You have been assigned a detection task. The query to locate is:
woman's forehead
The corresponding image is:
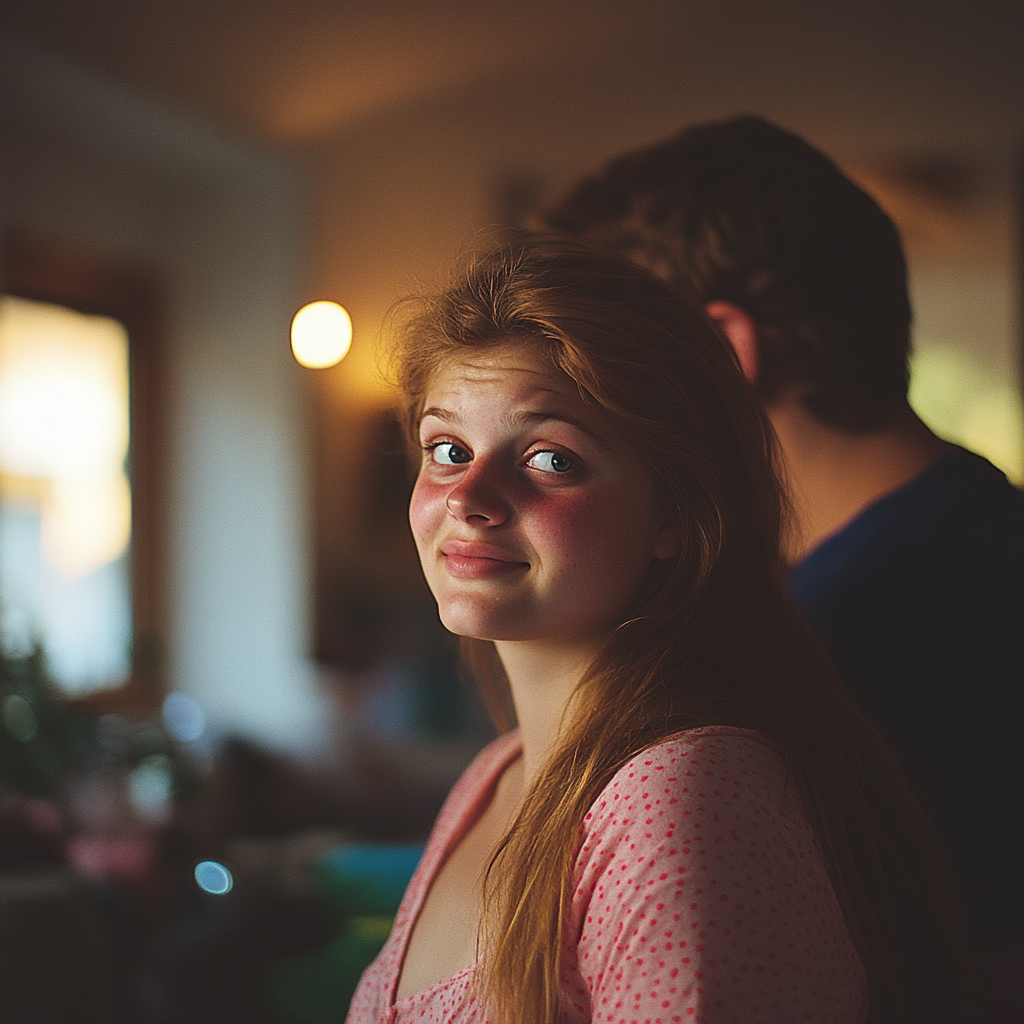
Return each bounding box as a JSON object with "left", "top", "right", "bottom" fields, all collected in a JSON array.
[
  {"left": 415, "top": 342, "right": 621, "bottom": 442},
  {"left": 422, "top": 341, "right": 571, "bottom": 399}
]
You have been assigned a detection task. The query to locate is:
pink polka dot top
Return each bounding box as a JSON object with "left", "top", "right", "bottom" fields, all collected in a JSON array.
[{"left": 345, "top": 727, "right": 869, "bottom": 1023}]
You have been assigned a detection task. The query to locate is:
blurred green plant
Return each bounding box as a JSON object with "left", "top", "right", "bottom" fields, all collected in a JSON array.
[
  {"left": 1, "top": 625, "right": 195, "bottom": 806},
  {"left": 0, "top": 638, "right": 99, "bottom": 798}
]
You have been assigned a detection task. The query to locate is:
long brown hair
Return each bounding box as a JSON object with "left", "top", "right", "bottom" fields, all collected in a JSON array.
[{"left": 390, "top": 233, "right": 966, "bottom": 1023}]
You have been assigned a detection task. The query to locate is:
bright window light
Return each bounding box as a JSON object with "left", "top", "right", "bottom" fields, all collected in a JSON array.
[{"left": 0, "top": 295, "right": 132, "bottom": 693}]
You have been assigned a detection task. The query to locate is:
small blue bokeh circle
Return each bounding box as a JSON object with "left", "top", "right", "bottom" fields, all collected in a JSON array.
[{"left": 194, "top": 860, "right": 233, "bottom": 895}]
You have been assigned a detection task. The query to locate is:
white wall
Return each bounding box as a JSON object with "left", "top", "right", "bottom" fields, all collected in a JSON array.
[{"left": 0, "top": 31, "right": 332, "bottom": 759}]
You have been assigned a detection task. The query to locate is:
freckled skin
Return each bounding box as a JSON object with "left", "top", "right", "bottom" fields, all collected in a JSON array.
[{"left": 409, "top": 343, "right": 678, "bottom": 647}]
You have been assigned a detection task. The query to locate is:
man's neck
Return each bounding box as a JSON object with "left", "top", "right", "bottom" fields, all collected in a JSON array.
[{"left": 768, "top": 399, "right": 951, "bottom": 563}]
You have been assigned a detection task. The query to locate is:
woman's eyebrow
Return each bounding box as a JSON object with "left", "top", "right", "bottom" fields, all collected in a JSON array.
[
  {"left": 419, "top": 404, "right": 611, "bottom": 450},
  {"left": 510, "top": 409, "right": 611, "bottom": 449},
  {"left": 420, "top": 405, "right": 459, "bottom": 426}
]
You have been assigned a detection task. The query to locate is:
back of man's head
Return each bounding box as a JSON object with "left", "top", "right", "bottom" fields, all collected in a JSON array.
[{"left": 540, "top": 115, "right": 912, "bottom": 431}]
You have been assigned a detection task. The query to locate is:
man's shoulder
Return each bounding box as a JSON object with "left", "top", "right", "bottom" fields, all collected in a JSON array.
[
  {"left": 788, "top": 445, "right": 1023, "bottom": 709},
  {"left": 792, "top": 446, "right": 1023, "bottom": 608}
]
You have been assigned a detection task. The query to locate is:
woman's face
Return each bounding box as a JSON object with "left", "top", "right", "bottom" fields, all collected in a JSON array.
[{"left": 409, "top": 342, "right": 678, "bottom": 648}]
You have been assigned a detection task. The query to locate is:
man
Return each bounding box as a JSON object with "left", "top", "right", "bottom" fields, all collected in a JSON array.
[{"left": 540, "top": 115, "right": 1023, "bottom": 1012}]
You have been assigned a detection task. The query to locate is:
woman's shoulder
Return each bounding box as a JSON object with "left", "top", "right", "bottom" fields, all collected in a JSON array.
[
  {"left": 600, "top": 725, "right": 782, "bottom": 796},
  {"left": 579, "top": 725, "right": 797, "bottom": 847},
  {"left": 566, "top": 733, "right": 868, "bottom": 1023}
]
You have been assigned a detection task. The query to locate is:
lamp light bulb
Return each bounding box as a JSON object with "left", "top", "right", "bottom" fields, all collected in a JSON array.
[{"left": 291, "top": 301, "right": 352, "bottom": 368}]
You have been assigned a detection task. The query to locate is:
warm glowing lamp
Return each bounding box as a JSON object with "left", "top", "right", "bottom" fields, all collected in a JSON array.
[{"left": 291, "top": 301, "right": 352, "bottom": 368}]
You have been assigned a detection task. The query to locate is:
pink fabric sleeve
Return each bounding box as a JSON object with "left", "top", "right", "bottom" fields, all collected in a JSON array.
[{"left": 560, "top": 728, "right": 869, "bottom": 1024}]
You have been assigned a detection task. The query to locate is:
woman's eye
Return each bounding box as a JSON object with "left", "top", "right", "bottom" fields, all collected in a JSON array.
[
  {"left": 528, "top": 450, "right": 574, "bottom": 474},
  {"left": 430, "top": 442, "right": 471, "bottom": 466}
]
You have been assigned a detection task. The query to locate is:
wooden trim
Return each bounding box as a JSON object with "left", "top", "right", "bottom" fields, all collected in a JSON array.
[{"left": 1, "top": 231, "right": 166, "bottom": 711}]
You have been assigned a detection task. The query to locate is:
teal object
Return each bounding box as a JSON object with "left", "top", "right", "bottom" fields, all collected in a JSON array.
[
  {"left": 315, "top": 843, "right": 424, "bottom": 917},
  {"left": 269, "top": 843, "right": 423, "bottom": 1024}
]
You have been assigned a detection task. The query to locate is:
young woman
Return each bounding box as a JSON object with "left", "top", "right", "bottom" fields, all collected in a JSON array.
[{"left": 345, "top": 235, "right": 965, "bottom": 1024}]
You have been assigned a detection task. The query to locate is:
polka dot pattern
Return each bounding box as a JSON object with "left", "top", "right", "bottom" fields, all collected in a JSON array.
[{"left": 345, "top": 729, "right": 868, "bottom": 1024}]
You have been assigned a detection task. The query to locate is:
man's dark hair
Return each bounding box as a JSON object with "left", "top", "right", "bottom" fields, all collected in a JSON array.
[{"left": 540, "top": 115, "right": 912, "bottom": 430}]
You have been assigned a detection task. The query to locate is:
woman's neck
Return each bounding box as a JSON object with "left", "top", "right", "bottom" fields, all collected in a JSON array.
[{"left": 493, "top": 639, "right": 597, "bottom": 786}]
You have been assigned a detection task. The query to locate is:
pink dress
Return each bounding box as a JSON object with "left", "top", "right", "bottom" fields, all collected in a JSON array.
[{"left": 345, "top": 727, "right": 869, "bottom": 1024}]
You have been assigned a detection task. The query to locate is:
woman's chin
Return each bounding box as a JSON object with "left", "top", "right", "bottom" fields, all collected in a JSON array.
[{"left": 437, "top": 606, "right": 531, "bottom": 643}]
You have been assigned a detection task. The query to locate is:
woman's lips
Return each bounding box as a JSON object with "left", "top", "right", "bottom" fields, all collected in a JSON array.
[{"left": 441, "top": 540, "right": 529, "bottom": 579}]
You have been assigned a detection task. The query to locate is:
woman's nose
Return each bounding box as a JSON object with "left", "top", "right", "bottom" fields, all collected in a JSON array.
[{"left": 445, "top": 462, "right": 510, "bottom": 525}]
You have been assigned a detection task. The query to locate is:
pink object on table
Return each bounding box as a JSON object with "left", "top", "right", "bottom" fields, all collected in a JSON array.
[{"left": 68, "top": 835, "right": 157, "bottom": 884}]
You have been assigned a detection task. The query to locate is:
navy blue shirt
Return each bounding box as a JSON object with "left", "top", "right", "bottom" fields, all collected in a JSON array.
[{"left": 790, "top": 447, "right": 1024, "bottom": 943}]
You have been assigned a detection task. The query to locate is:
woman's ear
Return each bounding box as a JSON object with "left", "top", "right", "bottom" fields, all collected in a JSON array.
[{"left": 706, "top": 301, "right": 760, "bottom": 383}]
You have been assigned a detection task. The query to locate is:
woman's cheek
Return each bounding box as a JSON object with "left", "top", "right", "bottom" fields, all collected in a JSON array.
[
  {"left": 521, "top": 490, "right": 596, "bottom": 549},
  {"left": 409, "top": 475, "right": 444, "bottom": 547}
]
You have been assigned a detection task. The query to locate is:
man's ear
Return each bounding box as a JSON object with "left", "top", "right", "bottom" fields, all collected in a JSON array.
[
  {"left": 651, "top": 501, "right": 682, "bottom": 561},
  {"left": 706, "top": 301, "right": 760, "bottom": 383},
  {"left": 653, "top": 518, "right": 681, "bottom": 561}
]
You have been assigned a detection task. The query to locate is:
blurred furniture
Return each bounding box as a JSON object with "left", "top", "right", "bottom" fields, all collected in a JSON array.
[{"left": 0, "top": 868, "right": 115, "bottom": 1023}]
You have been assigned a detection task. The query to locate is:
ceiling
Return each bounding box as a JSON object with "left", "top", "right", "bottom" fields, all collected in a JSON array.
[
  {"left": 0, "top": 0, "right": 678, "bottom": 144},
  {"left": 1, "top": 0, "right": 1020, "bottom": 367},
  {"left": 0, "top": 3, "right": 1019, "bottom": 437},
  {"left": 1, "top": 0, "right": 1021, "bottom": 153}
]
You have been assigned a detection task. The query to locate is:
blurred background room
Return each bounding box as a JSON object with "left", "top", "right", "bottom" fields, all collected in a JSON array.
[{"left": 0, "top": 1, "right": 1021, "bottom": 1021}]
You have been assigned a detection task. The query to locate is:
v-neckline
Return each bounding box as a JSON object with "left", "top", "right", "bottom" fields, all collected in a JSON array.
[{"left": 389, "top": 732, "right": 524, "bottom": 1009}]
